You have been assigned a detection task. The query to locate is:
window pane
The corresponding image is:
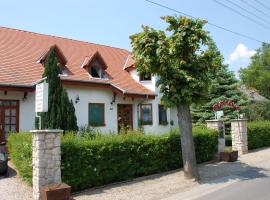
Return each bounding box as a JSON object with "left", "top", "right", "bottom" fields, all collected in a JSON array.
[
  {"left": 11, "top": 125, "right": 16, "bottom": 132},
  {"left": 159, "top": 105, "right": 167, "bottom": 125},
  {"left": 5, "top": 109, "right": 10, "bottom": 116},
  {"left": 11, "top": 109, "right": 16, "bottom": 116},
  {"left": 11, "top": 101, "right": 17, "bottom": 106},
  {"left": 3, "top": 101, "right": 10, "bottom": 106},
  {"left": 5, "top": 117, "right": 10, "bottom": 124},
  {"left": 11, "top": 117, "right": 16, "bottom": 124},
  {"left": 89, "top": 104, "right": 104, "bottom": 126},
  {"left": 139, "top": 104, "right": 152, "bottom": 125}
]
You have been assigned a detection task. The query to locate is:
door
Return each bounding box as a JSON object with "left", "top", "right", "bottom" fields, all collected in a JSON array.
[
  {"left": 117, "top": 104, "right": 133, "bottom": 133},
  {"left": 0, "top": 100, "right": 19, "bottom": 142}
]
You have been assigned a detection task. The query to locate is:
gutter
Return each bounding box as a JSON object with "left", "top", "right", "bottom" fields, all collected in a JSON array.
[{"left": 0, "top": 83, "right": 34, "bottom": 88}]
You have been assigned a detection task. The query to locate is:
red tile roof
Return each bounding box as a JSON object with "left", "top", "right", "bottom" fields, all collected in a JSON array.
[{"left": 0, "top": 27, "right": 154, "bottom": 97}]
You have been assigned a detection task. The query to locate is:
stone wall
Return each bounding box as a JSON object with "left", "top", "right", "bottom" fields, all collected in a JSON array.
[
  {"left": 31, "top": 130, "right": 63, "bottom": 200},
  {"left": 206, "top": 119, "right": 225, "bottom": 155},
  {"left": 231, "top": 119, "right": 248, "bottom": 155}
]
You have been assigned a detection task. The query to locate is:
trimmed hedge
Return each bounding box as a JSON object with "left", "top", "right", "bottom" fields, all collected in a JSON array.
[
  {"left": 248, "top": 121, "right": 270, "bottom": 150},
  {"left": 8, "top": 127, "right": 218, "bottom": 191},
  {"left": 8, "top": 133, "right": 32, "bottom": 184}
]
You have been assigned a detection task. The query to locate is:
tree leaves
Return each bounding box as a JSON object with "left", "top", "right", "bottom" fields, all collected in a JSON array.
[{"left": 130, "top": 16, "right": 222, "bottom": 107}]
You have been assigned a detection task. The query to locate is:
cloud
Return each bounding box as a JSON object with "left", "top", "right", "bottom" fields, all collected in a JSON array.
[{"left": 226, "top": 43, "right": 256, "bottom": 64}]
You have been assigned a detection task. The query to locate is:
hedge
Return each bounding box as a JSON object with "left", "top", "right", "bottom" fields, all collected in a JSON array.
[
  {"left": 8, "top": 126, "right": 218, "bottom": 191},
  {"left": 248, "top": 121, "right": 270, "bottom": 150}
]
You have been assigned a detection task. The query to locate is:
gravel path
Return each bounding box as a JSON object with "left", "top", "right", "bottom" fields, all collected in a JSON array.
[{"left": 0, "top": 162, "right": 32, "bottom": 200}]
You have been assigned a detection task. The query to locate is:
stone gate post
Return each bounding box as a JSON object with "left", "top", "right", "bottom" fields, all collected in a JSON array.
[
  {"left": 231, "top": 119, "right": 248, "bottom": 155},
  {"left": 31, "top": 129, "right": 63, "bottom": 200},
  {"left": 206, "top": 119, "right": 225, "bottom": 157}
]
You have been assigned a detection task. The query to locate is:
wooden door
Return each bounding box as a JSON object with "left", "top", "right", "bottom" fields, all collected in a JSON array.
[
  {"left": 0, "top": 100, "right": 19, "bottom": 142},
  {"left": 117, "top": 104, "right": 133, "bottom": 133}
]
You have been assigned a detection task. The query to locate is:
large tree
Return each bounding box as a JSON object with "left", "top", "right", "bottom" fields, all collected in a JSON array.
[
  {"left": 192, "top": 64, "right": 248, "bottom": 123},
  {"left": 130, "top": 16, "right": 222, "bottom": 180},
  {"left": 240, "top": 43, "right": 270, "bottom": 99},
  {"left": 37, "top": 49, "right": 78, "bottom": 131}
]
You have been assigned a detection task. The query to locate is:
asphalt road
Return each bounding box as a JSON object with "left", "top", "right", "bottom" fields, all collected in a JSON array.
[{"left": 195, "top": 177, "right": 270, "bottom": 200}]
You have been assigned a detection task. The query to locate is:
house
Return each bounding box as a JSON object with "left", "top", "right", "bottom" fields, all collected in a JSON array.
[{"left": 0, "top": 27, "right": 178, "bottom": 141}]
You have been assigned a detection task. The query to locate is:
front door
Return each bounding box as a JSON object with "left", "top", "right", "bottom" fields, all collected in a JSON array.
[
  {"left": 0, "top": 100, "right": 19, "bottom": 142},
  {"left": 117, "top": 104, "right": 133, "bottom": 133}
]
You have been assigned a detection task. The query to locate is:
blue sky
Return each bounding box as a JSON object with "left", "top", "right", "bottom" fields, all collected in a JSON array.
[{"left": 1, "top": 0, "right": 269, "bottom": 75}]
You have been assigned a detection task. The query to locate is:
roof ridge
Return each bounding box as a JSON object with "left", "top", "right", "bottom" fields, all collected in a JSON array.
[{"left": 0, "top": 26, "right": 131, "bottom": 54}]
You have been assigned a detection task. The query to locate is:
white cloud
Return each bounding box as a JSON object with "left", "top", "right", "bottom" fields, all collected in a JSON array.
[{"left": 226, "top": 43, "right": 255, "bottom": 64}]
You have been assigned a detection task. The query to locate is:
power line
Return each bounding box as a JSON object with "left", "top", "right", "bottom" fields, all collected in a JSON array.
[
  {"left": 144, "top": 0, "right": 267, "bottom": 44},
  {"left": 254, "top": 0, "right": 270, "bottom": 12},
  {"left": 213, "top": 0, "right": 270, "bottom": 30},
  {"left": 226, "top": 0, "right": 270, "bottom": 25},
  {"left": 241, "top": 0, "right": 270, "bottom": 19}
]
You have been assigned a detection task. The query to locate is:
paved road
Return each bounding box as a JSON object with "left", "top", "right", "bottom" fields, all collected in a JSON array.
[{"left": 195, "top": 177, "right": 270, "bottom": 200}]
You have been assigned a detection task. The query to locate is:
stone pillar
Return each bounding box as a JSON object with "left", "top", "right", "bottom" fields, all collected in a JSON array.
[
  {"left": 231, "top": 119, "right": 248, "bottom": 155},
  {"left": 206, "top": 120, "right": 225, "bottom": 155},
  {"left": 31, "top": 130, "right": 63, "bottom": 200}
]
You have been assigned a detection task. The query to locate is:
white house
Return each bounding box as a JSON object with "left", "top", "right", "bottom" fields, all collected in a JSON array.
[{"left": 0, "top": 27, "right": 178, "bottom": 141}]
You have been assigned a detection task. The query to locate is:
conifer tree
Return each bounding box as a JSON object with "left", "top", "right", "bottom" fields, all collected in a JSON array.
[
  {"left": 37, "top": 49, "right": 78, "bottom": 131},
  {"left": 192, "top": 65, "right": 248, "bottom": 123}
]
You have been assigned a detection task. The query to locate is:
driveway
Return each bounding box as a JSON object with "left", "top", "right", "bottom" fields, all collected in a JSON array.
[{"left": 0, "top": 162, "right": 32, "bottom": 200}]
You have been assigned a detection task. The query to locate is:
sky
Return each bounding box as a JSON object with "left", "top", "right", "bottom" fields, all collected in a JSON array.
[{"left": 0, "top": 0, "right": 269, "bottom": 76}]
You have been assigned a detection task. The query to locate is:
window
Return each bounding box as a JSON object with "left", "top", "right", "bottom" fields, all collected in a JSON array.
[
  {"left": 89, "top": 58, "right": 107, "bottom": 79},
  {"left": 139, "top": 73, "right": 151, "bottom": 81},
  {"left": 159, "top": 105, "right": 168, "bottom": 125},
  {"left": 138, "top": 104, "right": 152, "bottom": 125},
  {"left": 88, "top": 103, "right": 105, "bottom": 126}
]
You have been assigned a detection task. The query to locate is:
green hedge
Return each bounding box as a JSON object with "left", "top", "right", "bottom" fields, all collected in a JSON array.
[
  {"left": 8, "top": 133, "right": 32, "bottom": 184},
  {"left": 8, "top": 127, "right": 218, "bottom": 191},
  {"left": 248, "top": 121, "right": 270, "bottom": 150}
]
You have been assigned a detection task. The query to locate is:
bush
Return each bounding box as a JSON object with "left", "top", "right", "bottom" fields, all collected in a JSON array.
[
  {"left": 8, "top": 127, "right": 218, "bottom": 191},
  {"left": 246, "top": 101, "right": 270, "bottom": 121},
  {"left": 248, "top": 121, "right": 270, "bottom": 150},
  {"left": 8, "top": 133, "right": 32, "bottom": 184}
]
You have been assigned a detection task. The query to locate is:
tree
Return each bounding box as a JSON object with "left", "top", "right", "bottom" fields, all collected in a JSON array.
[
  {"left": 37, "top": 49, "right": 78, "bottom": 131},
  {"left": 192, "top": 65, "right": 248, "bottom": 123},
  {"left": 240, "top": 43, "right": 270, "bottom": 99},
  {"left": 130, "top": 16, "right": 222, "bottom": 180}
]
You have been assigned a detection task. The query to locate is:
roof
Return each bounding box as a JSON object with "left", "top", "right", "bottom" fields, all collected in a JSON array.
[
  {"left": 240, "top": 85, "right": 269, "bottom": 102},
  {"left": 0, "top": 27, "right": 154, "bottom": 97}
]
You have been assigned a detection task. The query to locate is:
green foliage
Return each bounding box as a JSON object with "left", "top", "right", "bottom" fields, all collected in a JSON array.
[
  {"left": 192, "top": 65, "right": 248, "bottom": 123},
  {"left": 130, "top": 16, "right": 222, "bottom": 107},
  {"left": 240, "top": 43, "right": 270, "bottom": 99},
  {"left": 37, "top": 49, "right": 78, "bottom": 131},
  {"left": 246, "top": 101, "right": 270, "bottom": 121},
  {"left": 248, "top": 121, "right": 270, "bottom": 150},
  {"left": 8, "top": 133, "right": 32, "bottom": 185},
  {"left": 8, "top": 127, "right": 217, "bottom": 191}
]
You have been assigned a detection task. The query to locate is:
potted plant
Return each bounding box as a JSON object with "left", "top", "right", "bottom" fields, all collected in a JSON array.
[
  {"left": 40, "top": 183, "right": 71, "bottom": 200},
  {"left": 220, "top": 147, "right": 238, "bottom": 162}
]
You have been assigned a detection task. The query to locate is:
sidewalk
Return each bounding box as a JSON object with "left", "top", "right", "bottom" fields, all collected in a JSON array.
[
  {"left": 1, "top": 147, "right": 269, "bottom": 200},
  {"left": 73, "top": 147, "right": 270, "bottom": 200}
]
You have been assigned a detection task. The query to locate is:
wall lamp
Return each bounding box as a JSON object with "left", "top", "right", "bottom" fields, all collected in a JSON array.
[{"left": 75, "top": 95, "right": 80, "bottom": 104}]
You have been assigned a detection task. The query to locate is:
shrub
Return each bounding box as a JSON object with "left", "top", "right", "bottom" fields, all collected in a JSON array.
[
  {"left": 246, "top": 101, "right": 270, "bottom": 121},
  {"left": 8, "top": 133, "right": 32, "bottom": 184},
  {"left": 8, "top": 127, "right": 218, "bottom": 191},
  {"left": 248, "top": 121, "right": 270, "bottom": 150}
]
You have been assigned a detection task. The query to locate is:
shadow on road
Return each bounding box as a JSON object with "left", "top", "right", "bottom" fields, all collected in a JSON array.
[{"left": 199, "top": 161, "right": 269, "bottom": 184}]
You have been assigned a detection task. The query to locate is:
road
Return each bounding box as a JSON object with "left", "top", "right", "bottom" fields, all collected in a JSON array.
[{"left": 195, "top": 177, "right": 270, "bottom": 200}]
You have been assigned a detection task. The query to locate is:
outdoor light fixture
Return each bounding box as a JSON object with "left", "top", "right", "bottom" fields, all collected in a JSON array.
[
  {"left": 75, "top": 95, "right": 80, "bottom": 104},
  {"left": 22, "top": 92, "right": 28, "bottom": 101},
  {"left": 110, "top": 92, "right": 117, "bottom": 110}
]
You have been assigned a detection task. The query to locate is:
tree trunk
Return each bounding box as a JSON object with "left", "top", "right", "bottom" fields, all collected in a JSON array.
[{"left": 177, "top": 103, "right": 200, "bottom": 180}]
